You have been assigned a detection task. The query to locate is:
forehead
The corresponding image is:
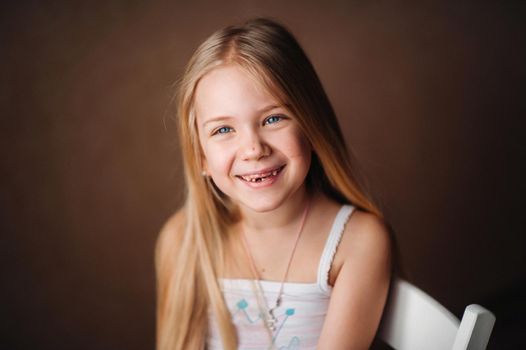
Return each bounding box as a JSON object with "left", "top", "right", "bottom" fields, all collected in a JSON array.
[{"left": 194, "top": 65, "right": 279, "bottom": 122}]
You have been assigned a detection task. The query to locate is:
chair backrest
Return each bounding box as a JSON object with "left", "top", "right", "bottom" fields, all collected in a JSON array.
[{"left": 378, "top": 278, "right": 496, "bottom": 350}]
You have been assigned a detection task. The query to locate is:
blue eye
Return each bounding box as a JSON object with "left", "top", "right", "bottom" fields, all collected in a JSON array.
[
  {"left": 214, "top": 126, "right": 233, "bottom": 135},
  {"left": 264, "top": 115, "right": 283, "bottom": 125}
]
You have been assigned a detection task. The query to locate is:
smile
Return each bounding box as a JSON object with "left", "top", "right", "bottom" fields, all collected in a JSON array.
[{"left": 236, "top": 165, "right": 286, "bottom": 183}]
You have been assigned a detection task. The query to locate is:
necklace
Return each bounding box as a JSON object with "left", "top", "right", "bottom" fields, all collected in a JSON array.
[{"left": 240, "top": 199, "right": 311, "bottom": 334}]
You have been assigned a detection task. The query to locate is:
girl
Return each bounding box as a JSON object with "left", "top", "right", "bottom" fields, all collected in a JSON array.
[{"left": 156, "top": 18, "right": 394, "bottom": 350}]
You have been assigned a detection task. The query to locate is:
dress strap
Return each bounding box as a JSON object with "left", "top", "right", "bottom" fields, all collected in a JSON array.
[{"left": 316, "top": 204, "right": 356, "bottom": 294}]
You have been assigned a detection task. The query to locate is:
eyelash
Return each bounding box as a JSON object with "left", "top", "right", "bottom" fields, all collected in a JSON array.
[
  {"left": 214, "top": 126, "right": 233, "bottom": 135},
  {"left": 264, "top": 115, "right": 283, "bottom": 125},
  {"left": 211, "top": 114, "right": 285, "bottom": 136}
]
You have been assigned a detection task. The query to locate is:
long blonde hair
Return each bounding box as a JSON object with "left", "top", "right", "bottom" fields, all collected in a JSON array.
[{"left": 156, "top": 17, "right": 393, "bottom": 350}]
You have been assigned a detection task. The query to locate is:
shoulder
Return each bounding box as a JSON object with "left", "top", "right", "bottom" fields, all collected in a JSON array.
[
  {"left": 158, "top": 208, "right": 186, "bottom": 243},
  {"left": 343, "top": 208, "right": 391, "bottom": 266},
  {"left": 155, "top": 208, "right": 187, "bottom": 265},
  {"left": 160, "top": 208, "right": 186, "bottom": 235},
  {"left": 330, "top": 208, "right": 392, "bottom": 285},
  {"left": 345, "top": 209, "right": 391, "bottom": 253}
]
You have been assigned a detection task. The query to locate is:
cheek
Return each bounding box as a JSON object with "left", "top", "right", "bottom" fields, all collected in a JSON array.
[
  {"left": 203, "top": 143, "right": 234, "bottom": 175},
  {"left": 282, "top": 130, "right": 312, "bottom": 160}
]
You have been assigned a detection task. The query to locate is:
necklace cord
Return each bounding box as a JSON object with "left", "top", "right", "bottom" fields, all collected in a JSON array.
[{"left": 240, "top": 198, "right": 311, "bottom": 335}]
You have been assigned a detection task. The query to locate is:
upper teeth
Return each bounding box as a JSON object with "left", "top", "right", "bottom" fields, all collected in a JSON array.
[{"left": 240, "top": 168, "right": 280, "bottom": 182}]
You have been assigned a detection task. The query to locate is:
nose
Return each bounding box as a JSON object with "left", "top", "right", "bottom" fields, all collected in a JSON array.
[{"left": 239, "top": 130, "right": 270, "bottom": 161}]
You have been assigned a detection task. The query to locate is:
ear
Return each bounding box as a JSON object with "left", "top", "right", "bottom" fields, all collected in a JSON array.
[{"left": 200, "top": 156, "right": 209, "bottom": 177}]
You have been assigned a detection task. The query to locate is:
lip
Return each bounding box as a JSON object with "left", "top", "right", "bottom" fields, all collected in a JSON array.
[
  {"left": 236, "top": 165, "right": 285, "bottom": 178},
  {"left": 235, "top": 164, "right": 286, "bottom": 187}
]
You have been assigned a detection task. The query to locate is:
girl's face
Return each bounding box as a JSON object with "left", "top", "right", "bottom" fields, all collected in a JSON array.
[{"left": 194, "top": 65, "right": 312, "bottom": 213}]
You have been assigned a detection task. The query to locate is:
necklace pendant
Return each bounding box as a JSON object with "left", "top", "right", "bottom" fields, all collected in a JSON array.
[
  {"left": 266, "top": 315, "right": 277, "bottom": 332},
  {"left": 266, "top": 309, "right": 278, "bottom": 332}
]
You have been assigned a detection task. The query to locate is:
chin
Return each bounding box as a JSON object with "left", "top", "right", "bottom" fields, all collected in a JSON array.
[{"left": 239, "top": 197, "right": 284, "bottom": 213}]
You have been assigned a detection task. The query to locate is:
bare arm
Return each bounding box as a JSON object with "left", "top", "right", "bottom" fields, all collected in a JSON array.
[{"left": 317, "top": 210, "right": 392, "bottom": 350}]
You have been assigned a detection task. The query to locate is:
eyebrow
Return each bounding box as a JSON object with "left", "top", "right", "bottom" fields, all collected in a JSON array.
[
  {"left": 202, "top": 116, "right": 234, "bottom": 129},
  {"left": 259, "top": 104, "right": 282, "bottom": 114},
  {"left": 201, "top": 105, "right": 283, "bottom": 128}
]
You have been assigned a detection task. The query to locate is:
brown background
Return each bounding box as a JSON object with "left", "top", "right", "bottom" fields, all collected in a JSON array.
[{"left": 1, "top": 1, "right": 525, "bottom": 349}]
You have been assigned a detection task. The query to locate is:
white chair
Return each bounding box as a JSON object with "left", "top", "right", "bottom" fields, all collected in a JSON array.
[{"left": 378, "top": 278, "right": 496, "bottom": 350}]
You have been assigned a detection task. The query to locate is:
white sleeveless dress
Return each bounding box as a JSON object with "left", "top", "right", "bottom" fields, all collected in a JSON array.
[{"left": 206, "top": 205, "right": 355, "bottom": 350}]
